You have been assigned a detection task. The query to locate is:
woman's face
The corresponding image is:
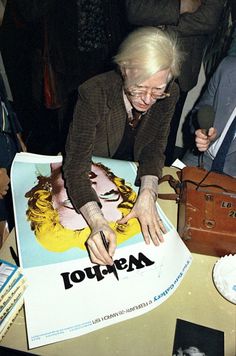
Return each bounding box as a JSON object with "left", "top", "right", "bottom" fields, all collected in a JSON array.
[
  {"left": 51, "top": 163, "right": 123, "bottom": 230},
  {"left": 89, "top": 164, "right": 123, "bottom": 219},
  {"left": 125, "top": 68, "right": 170, "bottom": 112}
]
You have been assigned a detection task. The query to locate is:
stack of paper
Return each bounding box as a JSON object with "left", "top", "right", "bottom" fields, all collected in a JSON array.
[{"left": 0, "top": 259, "right": 27, "bottom": 340}]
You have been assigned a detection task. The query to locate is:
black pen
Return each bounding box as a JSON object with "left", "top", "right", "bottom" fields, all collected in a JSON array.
[
  {"left": 10, "top": 246, "right": 20, "bottom": 267},
  {"left": 100, "top": 231, "right": 119, "bottom": 281}
]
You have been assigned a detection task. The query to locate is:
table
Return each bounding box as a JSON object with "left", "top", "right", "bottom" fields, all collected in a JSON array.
[{"left": 0, "top": 167, "right": 235, "bottom": 356}]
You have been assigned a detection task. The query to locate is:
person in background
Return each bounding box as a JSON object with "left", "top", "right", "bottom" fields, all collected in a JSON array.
[
  {"left": 0, "top": 0, "right": 128, "bottom": 155},
  {"left": 227, "top": 25, "right": 236, "bottom": 56},
  {"left": 182, "top": 55, "right": 236, "bottom": 177},
  {"left": 63, "top": 27, "right": 182, "bottom": 266},
  {"left": 125, "top": 0, "right": 226, "bottom": 165},
  {"left": 227, "top": 1, "right": 236, "bottom": 59},
  {"left": 0, "top": 71, "right": 26, "bottom": 246}
]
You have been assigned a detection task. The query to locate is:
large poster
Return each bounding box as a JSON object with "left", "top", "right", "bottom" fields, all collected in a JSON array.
[{"left": 11, "top": 153, "right": 192, "bottom": 349}]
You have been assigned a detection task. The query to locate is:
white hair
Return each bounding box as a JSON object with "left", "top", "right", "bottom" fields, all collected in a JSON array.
[{"left": 114, "top": 27, "right": 182, "bottom": 87}]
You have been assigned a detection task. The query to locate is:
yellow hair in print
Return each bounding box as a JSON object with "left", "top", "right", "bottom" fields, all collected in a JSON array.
[{"left": 25, "top": 163, "right": 141, "bottom": 252}]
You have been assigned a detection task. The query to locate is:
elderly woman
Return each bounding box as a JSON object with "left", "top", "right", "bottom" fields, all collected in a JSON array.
[{"left": 63, "top": 27, "right": 182, "bottom": 265}]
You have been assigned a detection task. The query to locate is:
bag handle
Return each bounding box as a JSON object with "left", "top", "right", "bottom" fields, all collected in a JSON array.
[
  {"left": 158, "top": 174, "right": 181, "bottom": 201},
  {"left": 183, "top": 168, "right": 236, "bottom": 194},
  {"left": 183, "top": 179, "right": 231, "bottom": 193},
  {"left": 158, "top": 167, "right": 236, "bottom": 202}
]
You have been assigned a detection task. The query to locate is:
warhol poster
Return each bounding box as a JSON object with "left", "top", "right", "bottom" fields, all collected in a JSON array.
[{"left": 11, "top": 153, "right": 192, "bottom": 349}]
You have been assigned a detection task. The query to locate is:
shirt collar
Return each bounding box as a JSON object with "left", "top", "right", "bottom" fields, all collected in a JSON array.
[
  {"left": 122, "top": 90, "right": 147, "bottom": 119},
  {"left": 123, "top": 90, "right": 133, "bottom": 119}
]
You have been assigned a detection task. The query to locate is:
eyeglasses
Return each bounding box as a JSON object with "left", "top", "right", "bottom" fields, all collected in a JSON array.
[{"left": 125, "top": 81, "right": 173, "bottom": 100}]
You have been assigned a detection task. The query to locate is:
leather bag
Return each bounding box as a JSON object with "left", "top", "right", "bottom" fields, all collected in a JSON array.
[{"left": 159, "top": 166, "right": 236, "bottom": 257}]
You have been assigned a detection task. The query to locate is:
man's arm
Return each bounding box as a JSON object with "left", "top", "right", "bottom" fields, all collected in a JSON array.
[
  {"left": 126, "top": 0, "right": 202, "bottom": 27},
  {"left": 126, "top": 0, "right": 181, "bottom": 26},
  {"left": 180, "top": 0, "right": 201, "bottom": 14},
  {"left": 168, "top": 0, "right": 225, "bottom": 36},
  {"left": 126, "top": 0, "right": 224, "bottom": 37}
]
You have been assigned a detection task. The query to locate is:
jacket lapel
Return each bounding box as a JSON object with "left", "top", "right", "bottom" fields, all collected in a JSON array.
[
  {"left": 105, "top": 78, "right": 127, "bottom": 157},
  {"left": 215, "top": 87, "right": 236, "bottom": 155}
]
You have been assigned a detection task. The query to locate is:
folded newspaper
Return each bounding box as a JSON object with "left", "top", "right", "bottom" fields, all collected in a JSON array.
[{"left": 11, "top": 152, "right": 192, "bottom": 349}]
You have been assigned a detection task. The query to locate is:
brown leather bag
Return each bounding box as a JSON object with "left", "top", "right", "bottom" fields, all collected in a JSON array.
[{"left": 159, "top": 166, "right": 236, "bottom": 257}]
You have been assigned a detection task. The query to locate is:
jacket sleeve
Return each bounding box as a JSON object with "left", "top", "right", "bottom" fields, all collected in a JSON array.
[
  {"left": 167, "top": 0, "right": 225, "bottom": 37},
  {"left": 126, "top": 0, "right": 225, "bottom": 37},
  {"left": 125, "top": 0, "right": 180, "bottom": 26},
  {"left": 63, "top": 85, "right": 101, "bottom": 212}
]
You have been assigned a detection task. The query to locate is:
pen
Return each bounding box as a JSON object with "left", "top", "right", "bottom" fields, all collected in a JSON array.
[
  {"left": 100, "top": 231, "right": 119, "bottom": 281},
  {"left": 10, "top": 246, "right": 20, "bottom": 267}
]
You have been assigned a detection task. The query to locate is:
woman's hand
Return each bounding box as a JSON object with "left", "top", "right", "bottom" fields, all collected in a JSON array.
[
  {"left": 195, "top": 127, "right": 217, "bottom": 152},
  {"left": 86, "top": 217, "right": 116, "bottom": 266},
  {"left": 118, "top": 189, "right": 166, "bottom": 246}
]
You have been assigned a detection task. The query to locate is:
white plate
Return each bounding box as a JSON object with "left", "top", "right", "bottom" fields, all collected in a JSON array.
[{"left": 213, "top": 254, "right": 236, "bottom": 304}]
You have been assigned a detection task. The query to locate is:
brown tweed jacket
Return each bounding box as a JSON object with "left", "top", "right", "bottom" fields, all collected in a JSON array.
[{"left": 63, "top": 70, "right": 179, "bottom": 210}]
